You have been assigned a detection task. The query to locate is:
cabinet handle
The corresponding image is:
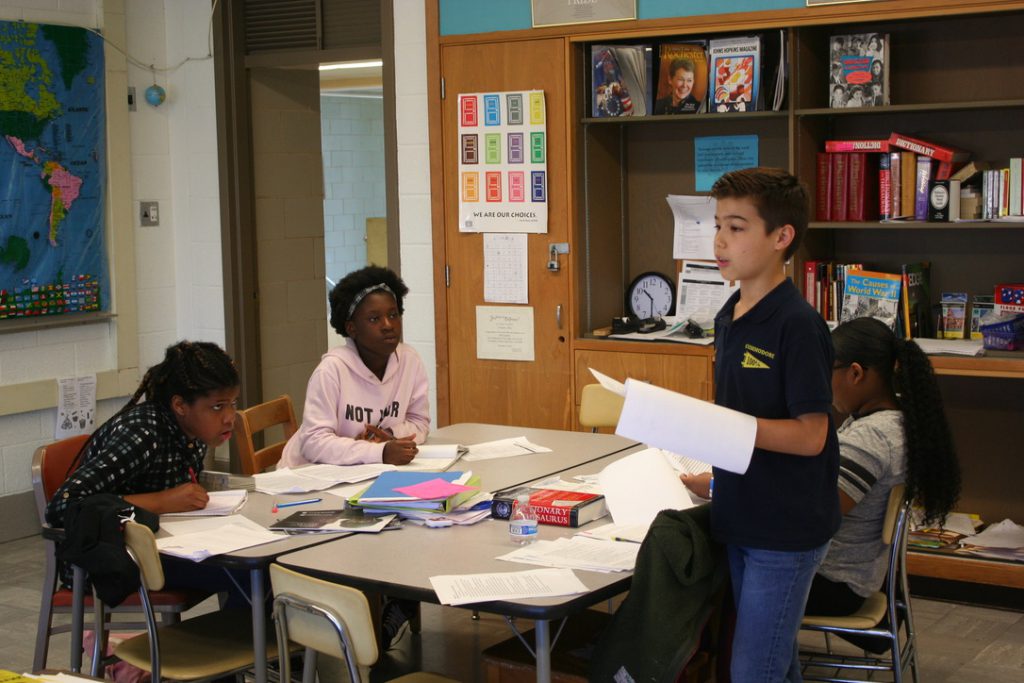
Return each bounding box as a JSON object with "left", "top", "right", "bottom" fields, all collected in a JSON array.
[{"left": 556, "top": 304, "right": 562, "bottom": 329}]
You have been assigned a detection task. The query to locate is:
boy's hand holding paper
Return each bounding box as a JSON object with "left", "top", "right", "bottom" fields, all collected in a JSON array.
[{"left": 589, "top": 367, "right": 756, "bottom": 474}]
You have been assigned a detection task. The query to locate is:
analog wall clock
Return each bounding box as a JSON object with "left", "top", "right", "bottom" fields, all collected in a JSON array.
[{"left": 626, "top": 271, "right": 675, "bottom": 319}]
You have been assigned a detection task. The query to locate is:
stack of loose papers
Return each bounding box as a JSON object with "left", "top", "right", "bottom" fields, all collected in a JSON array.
[
  {"left": 156, "top": 515, "right": 281, "bottom": 561},
  {"left": 462, "top": 437, "right": 552, "bottom": 461},
  {"left": 497, "top": 536, "right": 640, "bottom": 572},
  {"left": 959, "top": 518, "right": 1024, "bottom": 562},
  {"left": 913, "top": 338, "right": 985, "bottom": 356},
  {"left": 429, "top": 567, "right": 588, "bottom": 606},
  {"left": 162, "top": 490, "right": 248, "bottom": 517},
  {"left": 253, "top": 463, "right": 389, "bottom": 494}
]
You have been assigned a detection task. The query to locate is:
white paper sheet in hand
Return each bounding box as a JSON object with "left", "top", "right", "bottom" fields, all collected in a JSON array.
[
  {"left": 599, "top": 448, "right": 697, "bottom": 528},
  {"left": 616, "top": 379, "right": 755, "bottom": 474}
]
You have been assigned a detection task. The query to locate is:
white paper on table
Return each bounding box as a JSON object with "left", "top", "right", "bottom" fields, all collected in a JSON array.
[
  {"left": 676, "top": 260, "right": 738, "bottom": 321},
  {"left": 254, "top": 464, "right": 390, "bottom": 494},
  {"left": 496, "top": 536, "right": 639, "bottom": 572},
  {"left": 429, "top": 567, "right": 588, "bottom": 606},
  {"left": 936, "top": 512, "right": 980, "bottom": 537},
  {"left": 668, "top": 195, "right": 717, "bottom": 260},
  {"left": 162, "top": 490, "right": 248, "bottom": 517},
  {"left": 967, "top": 519, "right": 1024, "bottom": 549},
  {"left": 463, "top": 436, "right": 552, "bottom": 461},
  {"left": 483, "top": 233, "right": 529, "bottom": 304},
  {"left": 159, "top": 513, "right": 263, "bottom": 536},
  {"left": 56, "top": 375, "right": 96, "bottom": 439},
  {"left": 576, "top": 522, "right": 650, "bottom": 544},
  {"left": 602, "top": 374, "right": 756, "bottom": 475},
  {"left": 527, "top": 475, "right": 602, "bottom": 495},
  {"left": 598, "top": 448, "right": 697, "bottom": 528},
  {"left": 26, "top": 672, "right": 107, "bottom": 683},
  {"left": 399, "top": 444, "right": 467, "bottom": 471},
  {"left": 155, "top": 519, "right": 282, "bottom": 561}
]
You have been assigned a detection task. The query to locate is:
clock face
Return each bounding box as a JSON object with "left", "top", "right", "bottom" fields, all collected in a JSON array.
[{"left": 627, "top": 272, "right": 675, "bottom": 319}]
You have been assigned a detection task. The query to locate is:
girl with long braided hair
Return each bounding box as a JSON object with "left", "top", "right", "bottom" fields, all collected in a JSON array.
[
  {"left": 805, "top": 316, "right": 961, "bottom": 617},
  {"left": 46, "top": 340, "right": 240, "bottom": 526}
]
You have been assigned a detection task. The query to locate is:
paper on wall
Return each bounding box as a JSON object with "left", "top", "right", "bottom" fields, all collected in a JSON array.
[
  {"left": 668, "top": 194, "right": 716, "bottom": 260},
  {"left": 483, "top": 233, "right": 529, "bottom": 303},
  {"left": 676, "top": 260, "right": 738, "bottom": 321},
  {"left": 56, "top": 375, "right": 96, "bottom": 439}
]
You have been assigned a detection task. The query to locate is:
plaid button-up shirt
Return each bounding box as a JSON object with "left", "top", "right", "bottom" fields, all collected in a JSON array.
[{"left": 46, "top": 402, "right": 207, "bottom": 526}]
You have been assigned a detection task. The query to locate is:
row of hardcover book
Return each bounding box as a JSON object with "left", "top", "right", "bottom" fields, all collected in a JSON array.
[
  {"left": 591, "top": 32, "right": 785, "bottom": 118},
  {"left": 815, "top": 132, "right": 983, "bottom": 222}
]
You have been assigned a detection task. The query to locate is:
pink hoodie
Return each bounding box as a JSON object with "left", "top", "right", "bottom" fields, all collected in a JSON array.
[{"left": 280, "top": 340, "right": 430, "bottom": 467}]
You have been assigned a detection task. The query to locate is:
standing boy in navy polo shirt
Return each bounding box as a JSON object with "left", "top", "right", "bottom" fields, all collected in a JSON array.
[{"left": 681, "top": 168, "right": 840, "bottom": 682}]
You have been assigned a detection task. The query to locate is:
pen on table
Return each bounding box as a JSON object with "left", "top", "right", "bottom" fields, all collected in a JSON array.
[{"left": 275, "top": 497, "right": 322, "bottom": 510}]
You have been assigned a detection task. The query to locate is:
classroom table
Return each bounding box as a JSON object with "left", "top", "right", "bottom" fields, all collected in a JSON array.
[
  {"left": 77, "top": 423, "right": 637, "bottom": 682},
  {"left": 276, "top": 428, "right": 647, "bottom": 683}
]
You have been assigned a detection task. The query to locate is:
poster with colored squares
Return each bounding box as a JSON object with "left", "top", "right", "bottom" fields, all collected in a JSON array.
[{"left": 457, "top": 90, "right": 548, "bottom": 233}]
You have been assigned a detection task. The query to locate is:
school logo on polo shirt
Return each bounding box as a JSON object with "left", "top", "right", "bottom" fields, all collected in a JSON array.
[{"left": 741, "top": 343, "right": 774, "bottom": 369}]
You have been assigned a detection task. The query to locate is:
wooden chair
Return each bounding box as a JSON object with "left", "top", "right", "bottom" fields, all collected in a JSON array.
[
  {"left": 800, "top": 484, "right": 919, "bottom": 683},
  {"left": 235, "top": 394, "right": 298, "bottom": 475},
  {"left": 100, "top": 521, "right": 290, "bottom": 681},
  {"left": 270, "top": 563, "right": 456, "bottom": 683},
  {"left": 578, "top": 383, "right": 625, "bottom": 433},
  {"left": 31, "top": 436, "right": 207, "bottom": 673}
]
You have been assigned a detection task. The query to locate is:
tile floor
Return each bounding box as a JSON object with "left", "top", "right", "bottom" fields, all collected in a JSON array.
[{"left": 2, "top": 533, "right": 1022, "bottom": 681}]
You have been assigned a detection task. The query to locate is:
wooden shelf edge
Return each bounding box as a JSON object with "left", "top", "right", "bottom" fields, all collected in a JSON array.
[
  {"left": 574, "top": 337, "right": 716, "bottom": 357},
  {"left": 582, "top": 111, "right": 788, "bottom": 125},
  {"left": 908, "top": 550, "right": 1024, "bottom": 589},
  {"left": 808, "top": 221, "right": 1024, "bottom": 229},
  {"left": 797, "top": 98, "right": 1024, "bottom": 116},
  {"left": 929, "top": 354, "right": 1024, "bottom": 379}
]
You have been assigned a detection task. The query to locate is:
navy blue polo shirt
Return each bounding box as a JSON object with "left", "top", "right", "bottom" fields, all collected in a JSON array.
[{"left": 711, "top": 279, "right": 841, "bottom": 551}]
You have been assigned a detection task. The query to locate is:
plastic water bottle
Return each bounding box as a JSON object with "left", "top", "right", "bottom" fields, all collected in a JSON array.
[{"left": 508, "top": 493, "right": 539, "bottom": 545}]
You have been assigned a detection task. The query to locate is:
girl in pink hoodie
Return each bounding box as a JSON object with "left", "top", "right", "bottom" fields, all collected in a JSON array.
[{"left": 281, "top": 266, "right": 430, "bottom": 468}]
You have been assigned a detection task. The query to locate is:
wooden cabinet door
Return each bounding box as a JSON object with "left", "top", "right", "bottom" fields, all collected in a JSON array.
[{"left": 440, "top": 39, "right": 572, "bottom": 428}]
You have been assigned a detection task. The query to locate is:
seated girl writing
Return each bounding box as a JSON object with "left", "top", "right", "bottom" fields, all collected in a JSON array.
[{"left": 281, "top": 265, "right": 430, "bottom": 468}]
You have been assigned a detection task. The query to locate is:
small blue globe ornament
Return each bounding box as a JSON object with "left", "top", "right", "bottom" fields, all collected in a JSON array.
[{"left": 144, "top": 84, "right": 166, "bottom": 107}]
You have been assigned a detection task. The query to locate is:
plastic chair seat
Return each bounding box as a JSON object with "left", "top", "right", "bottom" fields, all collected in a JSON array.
[
  {"left": 114, "top": 609, "right": 272, "bottom": 681},
  {"left": 802, "top": 592, "right": 887, "bottom": 630}
]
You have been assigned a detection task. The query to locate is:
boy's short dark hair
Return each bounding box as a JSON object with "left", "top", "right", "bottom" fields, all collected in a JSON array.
[{"left": 710, "top": 167, "right": 809, "bottom": 260}]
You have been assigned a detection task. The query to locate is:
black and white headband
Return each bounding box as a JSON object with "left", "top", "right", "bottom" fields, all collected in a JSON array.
[{"left": 346, "top": 283, "right": 396, "bottom": 320}]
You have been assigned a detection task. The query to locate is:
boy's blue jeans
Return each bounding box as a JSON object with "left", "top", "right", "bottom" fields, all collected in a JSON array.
[{"left": 727, "top": 541, "right": 830, "bottom": 683}]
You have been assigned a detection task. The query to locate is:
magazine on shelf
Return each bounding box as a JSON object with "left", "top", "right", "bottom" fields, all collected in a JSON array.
[
  {"left": 708, "top": 35, "right": 761, "bottom": 113},
  {"left": 654, "top": 42, "right": 707, "bottom": 115},
  {"left": 829, "top": 32, "right": 889, "bottom": 108},
  {"left": 591, "top": 44, "right": 652, "bottom": 117},
  {"left": 840, "top": 269, "right": 903, "bottom": 332}
]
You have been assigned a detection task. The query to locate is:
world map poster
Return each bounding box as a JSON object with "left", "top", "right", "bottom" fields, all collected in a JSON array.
[{"left": 0, "top": 21, "right": 106, "bottom": 320}]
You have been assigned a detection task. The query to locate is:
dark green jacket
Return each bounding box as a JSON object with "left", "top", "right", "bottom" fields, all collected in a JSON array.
[{"left": 590, "top": 504, "right": 725, "bottom": 682}]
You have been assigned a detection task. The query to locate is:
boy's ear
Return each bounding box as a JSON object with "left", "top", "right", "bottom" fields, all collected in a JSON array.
[{"left": 774, "top": 223, "right": 795, "bottom": 253}]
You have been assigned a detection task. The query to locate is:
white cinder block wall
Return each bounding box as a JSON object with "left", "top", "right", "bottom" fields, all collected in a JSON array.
[
  {"left": 0, "top": 0, "right": 435, "bottom": 528},
  {"left": 0, "top": 0, "right": 227, "bottom": 517},
  {"left": 393, "top": 0, "right": 437, "bottom": 430}
]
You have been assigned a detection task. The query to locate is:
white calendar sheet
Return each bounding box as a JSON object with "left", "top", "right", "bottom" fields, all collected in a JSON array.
[{"left": 483, "top": 233, "right": 529, "bottom": 304}]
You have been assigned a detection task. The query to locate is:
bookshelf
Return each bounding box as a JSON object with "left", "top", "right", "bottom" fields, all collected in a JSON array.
[{"left": 568, "top": 4, "right": 1024, "bottom": 588}]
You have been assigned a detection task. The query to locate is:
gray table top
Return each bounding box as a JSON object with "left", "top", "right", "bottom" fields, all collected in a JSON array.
[{"left": 275, "top": 438, "right": 648, "bottom": 619}]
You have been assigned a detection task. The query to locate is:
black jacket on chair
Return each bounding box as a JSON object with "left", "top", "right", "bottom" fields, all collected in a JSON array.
[
  {"left": 590, "top": 504, "right": 726, "bottom": 682},
  {"left": 56, "top": 493, "right": 159, "bottom": 606}
]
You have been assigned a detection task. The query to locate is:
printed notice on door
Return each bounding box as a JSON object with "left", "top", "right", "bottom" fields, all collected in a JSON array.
[
  {"left": 458, "top": 90, "right": 548, "bottom": 233},
  {"left": 476, "top": 306, "right": 535, "bottom": 361}
]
